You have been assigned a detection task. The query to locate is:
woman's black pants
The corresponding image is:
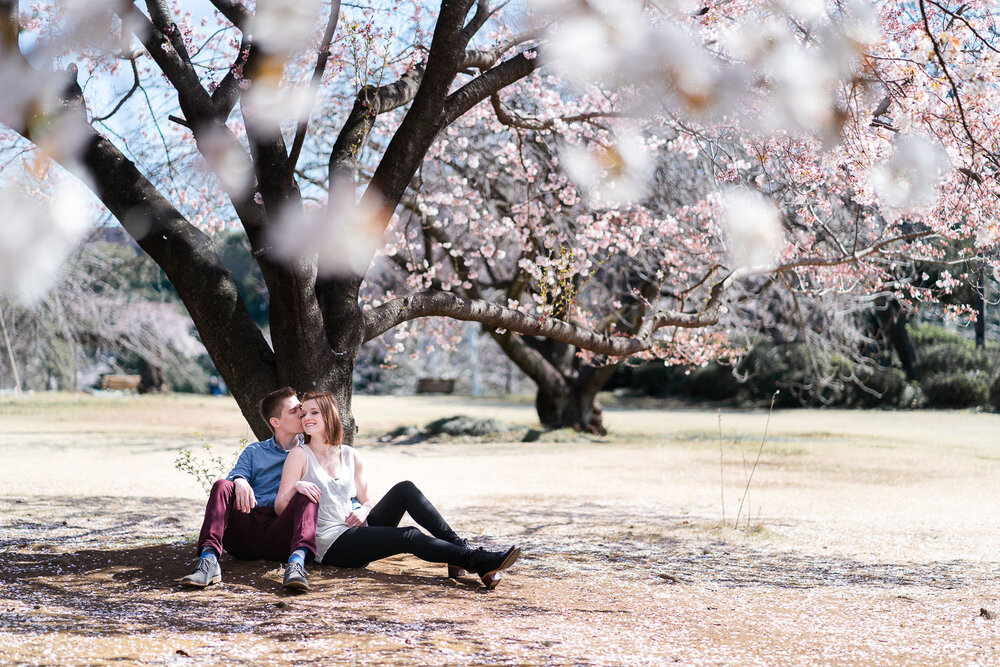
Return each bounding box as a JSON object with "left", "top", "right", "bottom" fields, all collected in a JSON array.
[{"left": 321, "top": 480, "right": 467, "bottom": 568}]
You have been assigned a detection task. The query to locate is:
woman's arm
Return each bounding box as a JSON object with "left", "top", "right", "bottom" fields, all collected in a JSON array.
[
  {"left": 345, "top": 450, "right": 373, "bottom": 527},
  {"left": 274, "top": 448, "right": 319, "bottom": 514}
]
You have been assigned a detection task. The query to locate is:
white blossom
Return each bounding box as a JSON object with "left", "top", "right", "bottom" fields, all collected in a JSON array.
[
  {"left": 561, "top": 130, "right": 652, "bottom": 207},
  {"left": 870, "top": 135, "right": 950, "bottom": 210},
  {"left": 241, "top": 80, "right": 315, "bottom": 137},
  {"left": 0, "top": 174, "right": 93, "bottom": 304},
  {"left": 197, "top": 126, "right": 253, "bottom": 199},
  {"left": 246, "top": 0, "right": 322, "bottom": 54},
  {"left": 721, "top": 189, "right": 785, "bottom": 271},
  {"left": 268, "top": 178, "right": 383, "bottom": 277}
]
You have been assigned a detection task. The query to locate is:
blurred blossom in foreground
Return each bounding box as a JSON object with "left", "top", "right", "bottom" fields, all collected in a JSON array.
[
  {"left": 247, "top": 0, "right": 322, "bottom": 54},
  {"left": 721, "top": 189, "right": 785, "bottom": 271},
  {"left": 242, "top": 79, "right": 315, "bottom": 137},
  {"left": 532, "top": 0, "right": 875, "bottom": 135},
  {"left": 0, "top": 62, "right": 47, "bottom": 131},
  {"left": 197, "top": 126, "right": 253, "bottom": 199},
  {"left": 268, "top": 179, "right": 383, "bottom": 277},
  {"left": 870, "top": 135, "right": 950, "bottom": 211},
  {"left": 541, "top": 1, "right": 649, "bottom": 86},
  {"left": 561, "top": 131, "right": 652, "bottom": 206},
  {"left": 0, "top": 175, "right": 92, "bottom": 304}
]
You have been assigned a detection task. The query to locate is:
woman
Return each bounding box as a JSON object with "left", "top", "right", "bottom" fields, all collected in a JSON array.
[{"left": 275, "top": 391, "right": 521, "bottom": 589}]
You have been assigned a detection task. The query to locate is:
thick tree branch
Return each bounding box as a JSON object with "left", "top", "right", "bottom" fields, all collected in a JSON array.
[
  {"left": 327, "top": 64, "right": 425, "bottom": 184},
  {"left": 362, "top": 0, "right": 476, "bottom": 226},
  {"left": 490, "top": 328, "right": 568, "bottom": 391},
  {"left": 458, "top": 0, "right": 495, "bottom": 48},
  {"left": 364, "top": 223, "right": 931, "bottom": 355},
  {"left": 326, "top": 38, "right": 513, "bottom": 186},
  {"left": 0, "top": 0, "right": 24, "bottom": 61},
  {"left": 363, "top": 287, "right": 727, "bottom": 355},
  {"left": 490, "top": 93, "right": 624, "bottom": 131},
  {"left": 442, "top": 51, "right": 539, "bottom": 127},
  {"left": 208, "top": 0, "right": 250, "bottom": 29},
  {"left": 210, "top": 35, "right": 250, "bottom": 117},
  {"left": 460, "top": 28, "right": 541, "bottom": 71},
  {"left": 121, "top": 4, "right": 216, "bottom": 125},
  {"left": 7, "top": 68, "right": 277, "bottom": 433}
]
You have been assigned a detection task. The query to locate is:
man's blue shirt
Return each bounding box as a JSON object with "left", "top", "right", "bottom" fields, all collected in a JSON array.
[{"left": 226, "top": 435, "right": 299, "bottom": 507}]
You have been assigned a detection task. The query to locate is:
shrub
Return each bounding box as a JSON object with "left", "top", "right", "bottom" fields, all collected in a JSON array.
[
  {"left": 990, "top": 375, "right": 1000, "bottom": 411},
  {"left": 630, "top": 362, "right": 689, "bottom": 397},
  {"left": 914, "top": 342, "right": 986, "bottom": 378},
  {"left": 911, "top": 324, "right": 999, "bottom": 381},
  {"left": 921, "top": 371, "right": 991, "bottom": 408},
  {"left": 847, "top": 365, "right": 909, "bottom": 407},
  {"left": 425, "top": 416, "right": 512, "bottom": 437},
  {"left": 910, "top": 323, "right": 970, "bottom": 348},
  {"left": 687, "top": 363, "right": 741, "bottom": 401}
]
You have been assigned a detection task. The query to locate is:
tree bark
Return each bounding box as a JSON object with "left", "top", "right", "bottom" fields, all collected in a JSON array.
[
  {"left": 975, "top": 259, "right": 986, "bottom": 349},
  {"left": 875, "top": 298, "right": 918, "bottom": 381}
]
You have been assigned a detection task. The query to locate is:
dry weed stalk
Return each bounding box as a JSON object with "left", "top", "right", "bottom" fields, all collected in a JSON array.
[{"left": 733, "top": 391, "right": 779, "bottom": 530}]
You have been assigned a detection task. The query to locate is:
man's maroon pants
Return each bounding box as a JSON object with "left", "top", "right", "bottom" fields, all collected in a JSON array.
[{"left": 196, "top": 479, "right": 318, "bottom": 561}]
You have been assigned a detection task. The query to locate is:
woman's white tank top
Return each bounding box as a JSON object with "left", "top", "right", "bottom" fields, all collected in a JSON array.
[{"left": 299, "top": 443, "right": 357, "bottom": 559}]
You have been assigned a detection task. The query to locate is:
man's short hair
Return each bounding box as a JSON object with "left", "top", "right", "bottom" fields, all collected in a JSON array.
[{"left": 259, "top": 387, "right": 298, "bottom": 430}]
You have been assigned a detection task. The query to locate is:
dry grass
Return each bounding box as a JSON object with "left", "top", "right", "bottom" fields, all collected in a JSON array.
[{"left": 2, "top": 392, "right": 999, "bottom": 665}]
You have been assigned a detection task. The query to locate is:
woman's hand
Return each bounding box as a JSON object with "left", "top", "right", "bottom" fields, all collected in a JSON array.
[
  {"left": 344, "top": 506, "right": 370, "bottom": 527},
  {"left": 294, "top": 480, "right": 322, "bottom": 503}
]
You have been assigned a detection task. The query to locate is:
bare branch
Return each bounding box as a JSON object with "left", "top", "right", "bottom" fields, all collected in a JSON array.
[{"left": 93, "top": 59, "right": 141, "bottom": 122}]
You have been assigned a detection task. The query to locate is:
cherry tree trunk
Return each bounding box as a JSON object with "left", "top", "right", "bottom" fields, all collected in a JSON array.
[
  {"left": 535, "top": 381, "right": 608, "bottom": 435},
  {"left": 493, "top": 331, "right": 617, "bottom": 435}
]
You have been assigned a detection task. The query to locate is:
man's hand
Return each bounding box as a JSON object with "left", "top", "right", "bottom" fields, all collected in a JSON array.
[
  {"left": 345, "top": 506, "right": 370, "bottom": 528},
  {"left": 294, "top": 480, "right": 322, "bottom": 503},
  {"left": 233, "top": 478, "right": 257, "bottom": 513}
]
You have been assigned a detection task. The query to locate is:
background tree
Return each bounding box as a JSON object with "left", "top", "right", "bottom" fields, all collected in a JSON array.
[{"left": 0, "top": 228, "right": 206, "bottom": 392}]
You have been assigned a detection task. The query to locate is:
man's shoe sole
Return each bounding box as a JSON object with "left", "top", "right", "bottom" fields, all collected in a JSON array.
[
  {"left": 480, "top": 546, "right": 521, "bottom": 591},
  {"left": 283, "top": 579, "right": 310, "bottom": 591}
]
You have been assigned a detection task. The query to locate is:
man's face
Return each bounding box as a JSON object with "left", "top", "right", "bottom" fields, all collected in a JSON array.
[{"left": 271, "top": 396, "right": 303, "bottom": 435}]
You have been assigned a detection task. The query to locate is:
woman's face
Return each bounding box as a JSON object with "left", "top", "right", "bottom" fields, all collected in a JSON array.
[{"left": 300, "top": 399, "right": 326, "bottom": 439}]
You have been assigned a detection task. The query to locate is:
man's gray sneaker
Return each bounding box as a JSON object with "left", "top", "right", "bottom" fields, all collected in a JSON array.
[
  {"left": 283, "top": 561, "right": 309, "bottom": 591},
  {"left": 181, "top": 557, "right": 222, "bottom": 588}
]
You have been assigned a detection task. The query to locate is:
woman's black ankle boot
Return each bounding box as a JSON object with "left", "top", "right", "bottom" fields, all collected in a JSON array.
[{"left": 466, "top": 545, "right": 521, "bottom": 590}]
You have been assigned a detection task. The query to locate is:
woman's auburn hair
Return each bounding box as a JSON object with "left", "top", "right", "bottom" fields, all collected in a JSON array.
[{"left": 300, "top": 391, "right": 344, "bottom": 446}]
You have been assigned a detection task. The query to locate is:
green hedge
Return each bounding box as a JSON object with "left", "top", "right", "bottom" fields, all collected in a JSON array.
[
  {"left": 616, "top": 324, "right": 998, "bottom": 410},
  {"left": 922, "top": 372, "right": 991, "bottom": 408}
]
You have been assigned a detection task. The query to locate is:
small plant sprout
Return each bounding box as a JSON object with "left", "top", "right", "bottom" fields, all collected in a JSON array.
[{"left": 174, "top": 433, "right": 247, "bottom": 493}]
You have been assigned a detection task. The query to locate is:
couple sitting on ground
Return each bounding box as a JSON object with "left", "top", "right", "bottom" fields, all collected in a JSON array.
[{"left": 181, "top": 387, "right": 521, "bottom": 592}]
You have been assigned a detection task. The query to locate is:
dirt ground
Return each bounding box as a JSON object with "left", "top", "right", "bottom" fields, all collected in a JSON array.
[{"left": 1, "top": 392, "right": 999, "bottom": 665}]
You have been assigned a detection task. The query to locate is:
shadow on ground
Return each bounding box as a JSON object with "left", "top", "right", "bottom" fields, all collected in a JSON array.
[{"left": 1, "top": 495, "right": 992, "bottom": 633}]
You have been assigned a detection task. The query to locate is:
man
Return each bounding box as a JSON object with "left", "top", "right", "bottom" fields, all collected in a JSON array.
[{"left": 181, "top": 387, "right": 318, "bottom": 591}]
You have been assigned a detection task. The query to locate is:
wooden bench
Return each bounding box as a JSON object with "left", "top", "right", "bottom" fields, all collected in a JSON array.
[
  {"left": 101, "top": 374, "right": 142, "bottom": 391},
  {"left": 416, "top": 378, "right": 455, "bottom": 394}
]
